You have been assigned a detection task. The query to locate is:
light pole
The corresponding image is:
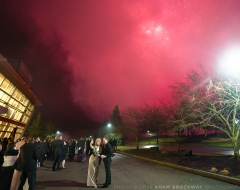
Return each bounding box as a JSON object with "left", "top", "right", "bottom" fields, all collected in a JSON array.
[
  {"left": 147, "top": 131, "right": 150, "bottom": 144},
  {"left": 106, "top": 123, "right": 112, "bottom": 139}
]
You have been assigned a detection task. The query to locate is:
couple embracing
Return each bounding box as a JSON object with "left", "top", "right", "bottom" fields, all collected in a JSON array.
[{"left": 87, "top": 136, "right": 112, "bottom": 188}]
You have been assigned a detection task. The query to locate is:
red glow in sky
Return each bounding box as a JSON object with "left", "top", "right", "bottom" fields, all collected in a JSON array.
[{"left": 1, "top": 0, "right": 240, "bottom": 135}]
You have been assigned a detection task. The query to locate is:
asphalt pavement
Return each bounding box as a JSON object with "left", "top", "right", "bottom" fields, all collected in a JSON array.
[{"left": 25, "top": 153, "right": 240, "bottom": 190}]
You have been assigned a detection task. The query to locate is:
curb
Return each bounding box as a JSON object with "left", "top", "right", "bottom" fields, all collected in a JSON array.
[{"left": 117, "top": 151, "right": 240, "bottom": 186}]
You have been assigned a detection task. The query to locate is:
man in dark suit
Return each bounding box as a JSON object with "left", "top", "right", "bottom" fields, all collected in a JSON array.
[
  {"left": 39, "top": 139, "right": 47, "bottom": 166},
  {"left": 100, "top": 136, "right": 113, "bottom": 188},
  {"left": 17, "top": 137, "right": 41, "bottom": 190},
  {"left": 35, "top": 137, "right": 40, "bottom": 149},
  {"left": 77, "top": 137, "right": 86, "bottom": 162},
  {"left": 51, "top": 135, "right": 64, "bottom": 171},
  {"left": 51, "top": 137, "right": 57, "bottom": 161},
  {"left": 85, "top": 137, "right": 91, "bottom": 155}
]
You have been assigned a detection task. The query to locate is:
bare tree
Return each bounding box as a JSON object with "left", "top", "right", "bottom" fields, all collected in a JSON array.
[
  {"left": 191, "top": 78, "right": 240, "bottom": 158},
  {"left": 122, "top": 107, "right": 144, "bottom": 149},
  {"left": 166, "top": 103, "right": 187, "bottom": 153},
  {"left": 170, "top": 68, "right": 240, "bottom": 158},
  {"left": 141, "top": 104, "right": 167, "bottom": 143}
]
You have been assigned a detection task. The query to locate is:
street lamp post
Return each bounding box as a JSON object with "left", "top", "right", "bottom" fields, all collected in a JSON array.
[
  {"left": 147, "top": 131, "right": 151, "bottom": 144},
  {"left": 106, "top": 123, "right": 112, "bottom": 139}
]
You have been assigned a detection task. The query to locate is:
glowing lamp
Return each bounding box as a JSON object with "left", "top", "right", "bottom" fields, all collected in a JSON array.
[{"left": 219, "top": 46, "right": 240, "bottom": 77}]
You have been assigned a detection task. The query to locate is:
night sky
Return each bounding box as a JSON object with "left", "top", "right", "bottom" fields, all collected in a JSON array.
[{"left": 0, "top": 0, "right": 240, "bottom": 137}]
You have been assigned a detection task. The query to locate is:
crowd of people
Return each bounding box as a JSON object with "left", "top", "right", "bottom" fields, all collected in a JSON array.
[{"left": 0, "top": 135, "right": 116, "bottom": 189}]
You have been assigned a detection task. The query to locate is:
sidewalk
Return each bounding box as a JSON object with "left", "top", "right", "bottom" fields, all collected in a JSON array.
[
  {"left": 30, "top": 156, "right": 104, "bottom": 190},
  {"left": 19, "top": 152, "right": 240, "bottom": 189},
  {"left": 34, "top": 161, "right": 86, "bottom": 189}
]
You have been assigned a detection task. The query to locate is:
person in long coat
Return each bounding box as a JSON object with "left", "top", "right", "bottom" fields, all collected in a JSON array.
[
  {"left": 51, "top": 135, "right": 64, "bottom": 171},
  {"left": 100, "top": 137, "right": 113, "bottom": 188},
  {"left": 77, "top": 137, "right": 86, "bottom": 162},
  {"left": 68, "top": 139, "right": 75, "bottom": 162},
  {"left": 61, "top": 139, "right": 68, "bottom": 169},
  {"left": 39, "top": 139, "right": 47, "bottom": 166},
  {"left": 87, "top": 138, "right": 101, "bottom": 188},
  {"left": 51, "top": 137, "right": 57, "bottom": 161},
  {"left": 17, "top": 137, "right": 41, "bottom": 190}
]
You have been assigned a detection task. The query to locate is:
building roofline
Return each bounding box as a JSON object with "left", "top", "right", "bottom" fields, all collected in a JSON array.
[{"left": 0, "top": 54, "right": 41, "bottom": 107}]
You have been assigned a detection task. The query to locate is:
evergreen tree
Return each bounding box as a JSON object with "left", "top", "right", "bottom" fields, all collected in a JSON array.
[
  {"left": 110, "top": 105, "right": 124, "bottom": 135},
  {"left": 24, "top": 113, "right": 43, "bottom": 138},
  {"left": 24, "top": 113, "right": 56, "bottom": 138},
  {"left": 44, "top": 121, "right": 56, "bottom": 138}
]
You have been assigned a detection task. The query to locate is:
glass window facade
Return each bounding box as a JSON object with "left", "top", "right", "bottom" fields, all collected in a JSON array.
[{"left": 0, "top": 72, "right": 35, "bottom": 140}]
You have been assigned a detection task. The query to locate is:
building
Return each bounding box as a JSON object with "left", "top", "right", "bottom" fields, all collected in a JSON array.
[{"left": 0, "top": 54, "right": 41, "bottom": 141}]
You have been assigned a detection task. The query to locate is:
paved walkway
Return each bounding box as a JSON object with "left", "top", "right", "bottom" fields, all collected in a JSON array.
[{"left": 21, "top": 153, "right": 240, "bottom": 190}]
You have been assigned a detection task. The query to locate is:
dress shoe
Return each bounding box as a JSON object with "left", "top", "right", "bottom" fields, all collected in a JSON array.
[
  {"left": 101, "top": 185, "right": 108, "bottom": 188},
  {"left": 51, "top": 169, "right": 55, "bottom": 171}
]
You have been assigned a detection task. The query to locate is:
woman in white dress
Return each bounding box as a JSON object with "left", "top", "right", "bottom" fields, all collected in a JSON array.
[{"left": 87, "top": 138, "right": 101, "bottom": 188}]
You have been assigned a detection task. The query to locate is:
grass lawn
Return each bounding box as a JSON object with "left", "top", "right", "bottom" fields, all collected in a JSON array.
[
  {"left": 117, "top": 146, "right": 136, "bottom": 151},
  {"left": 119, "top": 137, "right": 237, "bottom": 151}
]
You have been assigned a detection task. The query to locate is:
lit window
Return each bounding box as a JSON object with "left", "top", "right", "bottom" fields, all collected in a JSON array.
[
  {"left": 0, "top": 90, "right": 3, "bottom": 99},
  {"left": 0, "top": 73, "right": 4, "bottom": 84},
  {"left": 14, "top": 112, "right": 22, "bottom": 121},
  {"left": 24, "top": 99, "right": 29, "bottom": 106},
  {"left": 1, "top": 79, "right": 9, "bottom": 90},
  {"left": 2, "top": 93, "right": 10, "bottom": 102},
  {"left": 6, "top": 83, "right": 14, "bottom": 95},
  {"left": 12, "top": 89, "right": 18, "bottom": 98},
  {"left": 20, "top": 96, "right": 25, "bottom": 104},
  {"left": 19, "top": 105, "right": 25, "bottom": 112},
  {"left": 12, "top": 100, "right": 18, "bottom": 108},
  {"left": 16, "top": 92, "right": 22, "bottom": 101},
  {"left": 7, "top": 107, "right": 13, "bottom": 118}
]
